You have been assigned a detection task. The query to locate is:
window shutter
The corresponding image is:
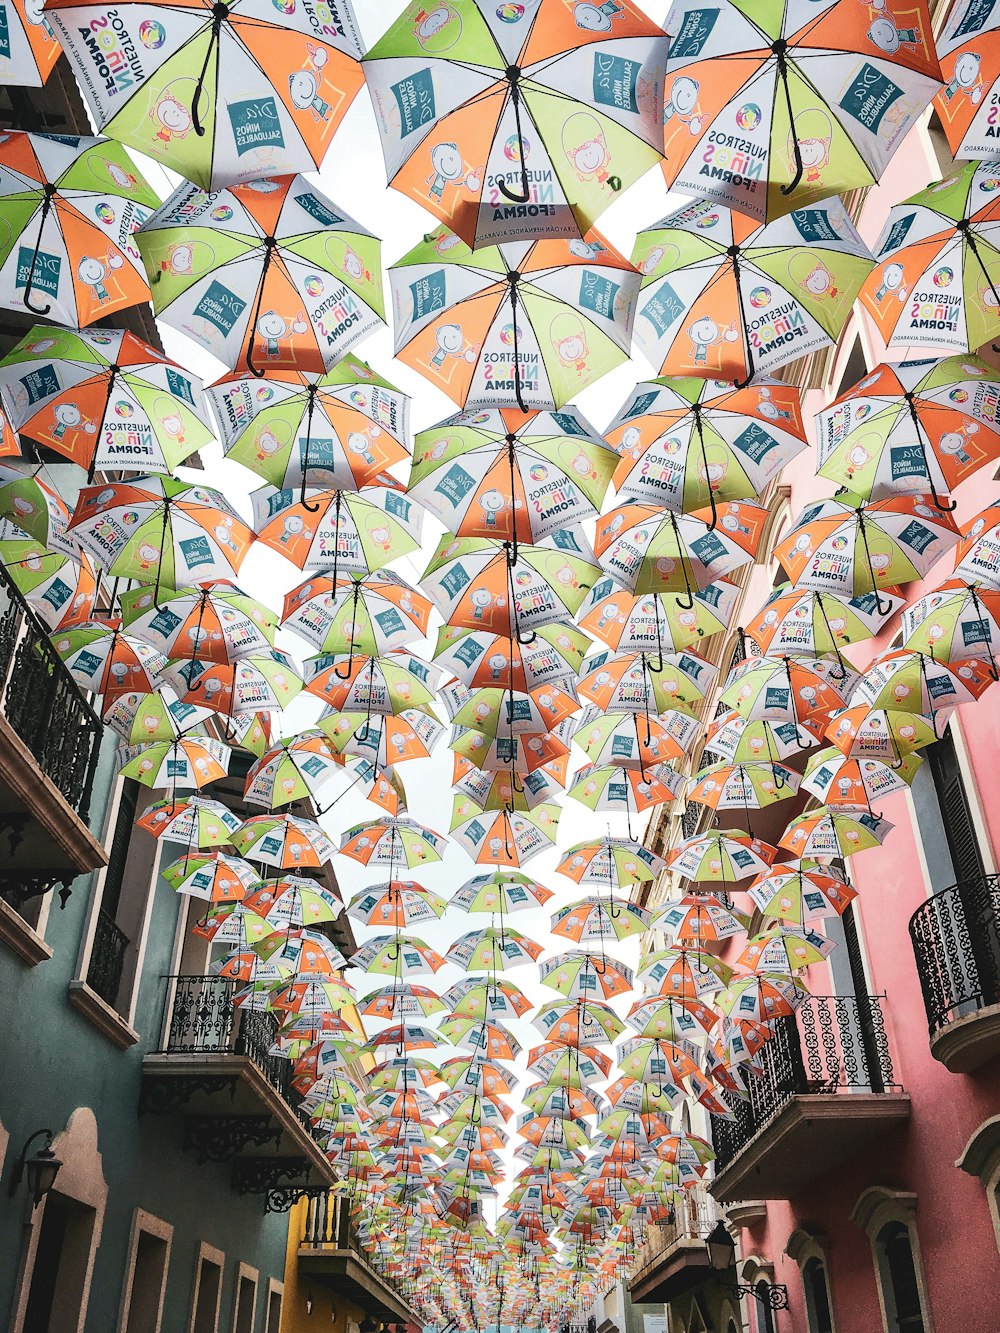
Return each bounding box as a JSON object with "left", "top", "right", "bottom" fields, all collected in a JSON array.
[
  {"left": 927, "top": 727, "right": 985, "bottom": 887},
  {"left": 101, "top": 778, "right": 140, "bottom": 919}
]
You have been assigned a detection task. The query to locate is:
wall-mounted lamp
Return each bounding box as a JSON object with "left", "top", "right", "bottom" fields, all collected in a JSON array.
[
  {"left": 705, "top": 1220, "right": 789, "bottom": 1310},
  {"left": 6, "top": 1129, "right": 61, "bottom": 1209},
  {"left": 306, "top": 1292, "right": 314, "bottom": 1315}
]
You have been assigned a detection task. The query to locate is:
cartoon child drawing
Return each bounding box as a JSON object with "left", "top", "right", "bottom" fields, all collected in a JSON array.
[
  {"left": 942, "top": 51, "right": 983, "bottom": 105},
  {"left": 663, "top": 76, "right": 703, "bottom": 135},
  {"left": 939, "top": 422, "right": 978, "bottom": 466},
  {"left": 157, "top": 242, "right": 198, "bottom": 279},
  {"left": 50, "top": 403, "right": 95, "bottom": 441},
  {"left": 757, "top": 386, "right": 793, "bottom": 421},
  {"left": 872, "top": 261, "right": 908, "bottom": 304},
  {"left": 479, "top": 489, "right": 506, "bottom": 529},
  {"left": 687, "top": 316, "right": 739, "bottom": 368},
  {"left": 791, "top": 255, "right": 840, "bottom": 300},
  {"left": 429, "top": 324, "right": 478, "bottom": 372},
  {"left": 550, "top": 313, "right": 589, "bottom": 374},
  {"left": 867, "top": 13, "right": 919, "bottom": 54},
  {"left": 426, "top": 143, "right": 482, "bottom": 203},
  {"left": 288, "top": 45, "right": 332, "bottom": 122},
  {"left": 561, "top": 112, "right": 619, "bottom": 190},
  {"left": 256, "top": 311, "right": 308, "bottom": 359},
  {"left": 78, "top": 254, "right": 124, "bottom": 304},
  {"left": 150, "top": 90, "right": 194, "bottom": 145},
  {"left": 788, "top": 108, "right": 832, "bottom": 185},
  {"left": 570, "top": 0, "right": 624, "bottom": 31},
  {"left": 412, "top": 5, "right": 462, "bottom": 53}
]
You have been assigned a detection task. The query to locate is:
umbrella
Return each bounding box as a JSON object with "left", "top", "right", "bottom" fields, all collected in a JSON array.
[
  {"left": 243, "top": 731, "right": 343, "bottom": 809},
  {"left": 595, "top": 500, "right": 767, "bottom": 596},
  {"left": 577, "top": 577, "right": 738, "bottom": 654},
  {"left": 163, "top": 850, "right": 261, "bottom": 902},
  {"left": 363, "top": 1, "right": 666, "bottom": 248},
  {"left": 748, "top": 863, "right": 857, "bottom": 925},
  {"left": 666, "top": 829, "right": 777, "bottom": 883},
  {"left": 138, "top": 176, "right": 384, "bottom": 375},
  {"left": 825, "top": 704, "right": 939, "bottom": 763},
  {"left": 251, "top": 483, "right": 422, "bottom": 577},
  {"left": 119, "top": 582, "right": 276, "bottom": 665},
  {"left": 550, "top": 897, "right": 649, "bottom": 944},
  {"left": 48, "top": 0, "right": 366, "bottom": 190},
  {"left": 244, "top": 877, "right": 343, "bottom": 929},
  {"left": 0, "top": 470, "right": 75, "bottom": 554},
  {"left": 389, "top": 227, "right": 638, "bottom": 410},
  {"left": 780, "top": 805, "right": 894, "bottom": 858},
  {"left": 339, "top": 817, "right": 446, "bottom": 868},
  {"left": 557, "top": 837, "right": 664, "bottom": 888},
  {"left": 935, "top": 3, "right": 1000, "bottom": 158},
  {"left": 659, "top": 0, "right": 940, "bottom": 220},
  {"left": 637, "top": 947, "right": 732, "bottom": 1000},
  {"left": 803, "top": 746, "right": 922, "bottom": 808},
  {"left": 954, "top": 501, "right": 1000, "bottom": 586},
  {"left": 116, "top": 735, "right": 230, "bottom": 789},
  {"left": 439, "top": 1016, "right": 522, "bottom": 1064},
  {"left": 137, "top": 795, "right": 240, "bottom": 846},
  {"left": 444, "top": 677, "right": 578, "bottom": 738},
  {"left": 716, "top": 975, "right": 809, "bottom": 1024},
  {"left": 231, "top": 813, "right": 335, "bottom": 869},
  {"left": 652, "top": 895, "right": 747, "bottom": 945},
  {"left": 573, "top": 709, "right": 701, "bottom": 771},
  {"left": 422, "top": 529, "right": 599, "bottom": 639},
  {"left": 743, "top": 581, "right": 901, "bottom": 661},
  {"left": 451, "top": 806, "right": 559, "bottom": 867},
  {"left": 901, "top": 579, "right": 1000, "bottom": 665},
  {"left": 859, "top": 161, "right": 1000, "bottom": 353},
  {"left": 705, "top": 710, "right": 817, "bottom": 764},
  {"left": 165, "top": 650, "right": 303, "bottom": 718},
  {"left": 720, "top": 654, "right": 856, "bottom": 731},
  {"left": 53, "top": 620, "right": 167, "bottom": 701},
  {"left": 319, "top": 708, "right": 443, "bottom": 769},
  {"left": 348, "top": 934, "right": 446, "bottom": 978},
  {"left": 630, "top": 197, "right": 872, "bottom": 384},
  {"left": 194, "top": 902, "right": 271, "bottom": 946},
  {"left": 538, "top": 952, "right": 634, "bottom": 1003},
  {"left": 853, "top": 648, "right": 994, "bottom": 715},
  {"left": 409, "top": 405, "right": 616, "bottom": 545},
  {"left": 566, "top": 763, "right": 684, "bottom": 814},
  {"left": 434, "top": 623, "right": 588, "bottom": 693},
  {"left": 442, "top": 978, "right": 531, "bottom": 1022},
  {"left": 736, "top": 926, "right": 835, "bottom": 974},
  {"left": 70, "top": 477, "right": 255, "bottom": 599},
  {"left": 445, "top": 927, "right": 543, "bottom": 972},
  {"left": 688, "top": 760, "right": 801, "bottom": 812},
  {"left": 450, "top": 871, "right": 553, "bottom": 915},
  {"left": 282, "top": 570, "right": 432, "bottom": 656},
  {"left": 0, "top": 325, "right": 212, "bottom": 475},
  {"left": 815, "top": 355, "right": 1000, "bottom": 507},
  {"left": 0, "top": 0, "right": 60, "bottom": 86},
  {"left": 774, "top": 494, "right": 961, "bottom": 608},
  {"left": 0, "top": 130, "right": 156, "bottom": 325},
  {"left": 303, "top": 650, "right": 438, "bottom": 717},
  {"left": 346, "top": 881, "right": 447, "bottom": 929},
  {"left": 0, "top": 525, "right": 97, "bottom": 629},
  {"left": 452, "top": 764, "right": 563, "bottom": 814},
  {"left": 578, "top": 649, "right": 717, "bottom": 717},
  {"left": 207, "top": 356, "right": 410, "bottom": 492},
  {"left": 533, "top": 1000, "right": 624, "bottom": 1049}
]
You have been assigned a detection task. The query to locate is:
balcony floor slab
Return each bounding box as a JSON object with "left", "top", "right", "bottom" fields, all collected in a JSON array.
[{"left": 930, "top": 1004, "right": 1000, "bottom": 1073}]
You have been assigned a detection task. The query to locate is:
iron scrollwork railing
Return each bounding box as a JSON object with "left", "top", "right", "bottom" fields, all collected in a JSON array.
[
  {"left": 157, "top": 974, "right": 304, "bottom": 1121},
  {"left": 909, "top": 876, "right": 1000, "bottom": 1036},
  {"left": 0, "top": 567, "right": 102, "bottom": 818},
  {"left": 86, "top": 908, "right": 129, "bottom": 1006},
  {"left": 711, "top": 994, "right": 898, "bottom": 1172}
]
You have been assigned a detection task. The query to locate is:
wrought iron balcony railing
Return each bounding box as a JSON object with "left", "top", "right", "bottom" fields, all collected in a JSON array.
[
  {"left": 631, "top": 1186, "right": 717, "bottom": 1274},
  {"left": 85, "top": 908, "right": 129, "bottom": 1007},
  {"left": 0, "top": 567, "right": 102, "bottom": 818},
  {"left": 909, "top": 876, "right": 1000, "bottom": 1036},
  {"left": 711, "top": 994, "right": 898, "bottom": 1173},
  {"left": 157, "top": 974, "right": 307, "bottom": 1124}
]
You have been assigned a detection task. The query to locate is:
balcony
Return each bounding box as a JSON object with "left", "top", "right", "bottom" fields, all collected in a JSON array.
[
  {"left": 0, "top": 568, "right": 106, "bottom": 921},
  {"left": 709, "top": 995, "right": 910, "bottom": 1203},
  {"left": 629, "top": 1188, "right": 718, "bottom": 1304},
  {"left": 140, "top": 975, "right": 336, "bottom": 1206},
  {"left": 910, "top": 877, "right": 1000, "bottom": 1073},
  {"left": 298, "top": 1190, "right": 417, "bottom": 1322}
]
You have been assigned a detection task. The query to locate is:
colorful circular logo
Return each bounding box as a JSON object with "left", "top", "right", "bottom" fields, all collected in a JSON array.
[
  {"left": 694, "top": 212, "right": 719, "bottom": 229},
  {"left": 496, "top": 3, "right": 524, "bottom": 19},
  {"left": 114, "top": 400, "right": 134, "bottom": 418},
  {"left": 499, "top": 323, "right": 519, "bottom": 346},
  {"left": 254, "top": 386, "right": 274, "bottom": 403},
  {"left": 933, "top": 266, "right": 954, "bottom": 287},
  {"left": 94, "top": 202, "right": 115, "bottom": 225},
  {"left": 854, "top": 403, "right": 871, "bottom": 419},
  {"left": 210, "top": 205, "right": 233, "bottom": 222},
  {"left": 504, "top": 134, "right": 529, "bottom": 162},
  {"left": 304, "top": 275, "right": 325, "bottom": 297},
  {"left": 348, "top": 389, "right": 367, "bottom": 408},
  {"left": 749, "top": 286, "right": 771, "bottom": 308},
  {"left": 138, "top": 19, "right": 165, "bottom": 48},
  {"left": 271, "top": 0, "right": 296, "bottom": 13},
  {"left": 830, "top": 534, "right": 849, "bottom": 551},
  {"left": 735, "top": 103, "right": 761, "bottom": 131},
  {"left": 529, "top": 464, "right": 548, "bottom": 482},
  {"left": 979, "top": 176, "right": 1000, "bottom": 193},
  {"left": 949, "top": 388, "right": 970, "bottom": 403}
]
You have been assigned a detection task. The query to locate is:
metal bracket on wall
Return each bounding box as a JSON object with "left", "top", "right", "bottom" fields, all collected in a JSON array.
[
  {"left": 138, "top": 1075, "right": 239, "bottom": 1116},
  {"left": 182, "top": 1114, "right": 283, "bottom": 1163},
  {"left": 232, "top": 1156, "right": 311, "bottom": 1195},
  {"left": 265, "top": 1184, "right": 328, "bottom": 1214}
]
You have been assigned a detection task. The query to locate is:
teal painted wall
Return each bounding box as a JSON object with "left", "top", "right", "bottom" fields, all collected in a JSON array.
[{"left": 0, "top": 736, "right": 288, "bottom": 1332}]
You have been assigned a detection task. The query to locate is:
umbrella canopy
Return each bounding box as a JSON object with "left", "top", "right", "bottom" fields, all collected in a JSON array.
[
  {"left": 550, "top": 897, "right": 649, "bottom": 944},
  {"left": 566, "top": 763, "right": 684, "bottom": 814},
  {"left": 577, "top": 577, "right": 738, "bottom": 654},
  {"left": 803, "top": 746, "right": 923, "bottom": 807},
  {"left": 282, "top": 570, "right": 432, "bottom": 656},
  {"left": 743, "top": 582, "right": 901, "bottom": 659},
  {"left": 901, "top": 579, "right": 1000, "bottom": 663},
  {"left": 434, "top": 623, "right": 588, "bottom": 693},
  {"left": 780, "top": 805, "right": 894, "bottom": 858},
  {"left": 557, "top": 837, "right": 664, "bottom": 889},
  {"left": 348, "top": 934, "right": 446, "bottom": 978},
  {"left": 48, "top": 0, "right": 366, "bottom": 190},
  {"left": 363, "top": 1, "right": 666, "bottom": 248},
  {"left": 935, "top": 2, "right": 1000, "bottom": 159},
  {"left": 450, "top": 871, "right": 553, "bottom": 915},
  {"left": 119, "top": 582, "right": 276, "bottom": 664},
  {"left": 573, "top": 709, "right": 701, "bottom": 771},
  {"left": 578, "top": 649, "right": 717, "bottom": 717},
  {"left": 748, "top": 863, "right": 857, "bottom": 925},
  {"left": 346, "top": 880, "right": 447, "bottom": 929},
  {"left": 319, "top": 708, "right": 443, "bottom": 769},
  {"left": 53, "top": 620, "right": 167, "bottom": 701},
  {"left": 451, "top": 806, "right": 559, "bottom": 867},
  {"left": 251, "top": 483, "right": 422, "bottom": 577},
  {"left": 0, "top": 525, "right": 97, "bottom": 629},
  {"left": 0, "top": 325, "right": 212, "bottom": 474},
  {"left": 538, "top": 952, "right": 634, "bottom": 1003},
  {"left": 243, "top": 731, "right": 343, "bottom": 809},
  {"left": 0, "top": 130, "right": 156, "bottom": 325},
  {"left": 207, "top": 357, "right": 410, "bottom": 492},
  {"left": 138, "top": 176, "right": 384, "bottom": 375},
  {"left": 631, "top": 197, "right": 872, "bottom": 384},
  {"left": 339, "top": 817, "right": 447, "bottom": 868},
  {"left": 688, "top": 760, "right": 801, "bottom": 811},
  {"left": 116, "top": 735, "right": 230, "bottom": 789},
  {"left": 303, "top": 650, "right": 438, "bottom": 717},
  {"left": 137, "top": 795, "right": 240, "bottom": 846},
  {"left": 164, "top": 649, "right": 303, "bottom": 718},
  {"left": 0, "top": 0, "right": 61, "bottom": 87},
  {"left": 667, "top": 829, "right": 777, "bottom": 884},
  {"left": 859, "top": 161, "right": 1000, "bottom": 353},
  {"left": 231, "top": 813, "right": 335, "bottom": 869},
  {"left": 659, "top": 0, "right": 940, "bottom": 220},
  {"left": 389, "top": 227, "right": 638, "bottom": 410}
]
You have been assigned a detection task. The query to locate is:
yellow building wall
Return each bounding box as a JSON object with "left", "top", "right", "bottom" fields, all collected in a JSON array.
[{"left": 279, "top": 1197, "right": 369, "bottom": 1333}]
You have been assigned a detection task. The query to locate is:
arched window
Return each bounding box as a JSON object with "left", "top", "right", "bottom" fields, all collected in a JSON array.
[
  {"left": 876, "top": 1223, "right": 926, "bottom": 1332},
  {"left": 755, "top": 1283, "right": 776, "bottom": 1333},
  {"left": 803, "top": 1256, "right": 834, "bottom": 1333}
]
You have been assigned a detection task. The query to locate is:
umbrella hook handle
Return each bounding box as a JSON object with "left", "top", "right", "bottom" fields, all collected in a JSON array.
[
  {"left": 497, "top": 75, "right": 532, "bottom": 205},
  {"left": 647, "top": 598, "right": 665, "bottom": 673},
  {"left": 904, "top": 393, "right": 957, "bottom": 512},
  {"left": 333, "top": 584, "right": 362, "bottom": 679},
  {"left": 856, "top": 510, "right": 894, "bottom": 616},
  {"left": 21, "top": 187, "right": 56, "bottom": 317},
  {"left": 815, "top": 594, "right": 850, "bottom": 682},
  {"left": 774, "top": 42, "right": 804, "bottom": 195},
  {"left": 245, "top": 237, "right": 278, "bottom": 381},
  {"left": 298, "top": 384, "right": 320, "bottom": 510},
  {"left": 192, "top": 6, "right": 227, "bottom": 137},
  {"left": 669, "top": 513, "right": 696, "bottom": 610},
  {"left": 507, "top": 278, "right": 529, "bottom": 413},
  {"left": 692, "top": 406, "right": 719, "bottom": 532}
]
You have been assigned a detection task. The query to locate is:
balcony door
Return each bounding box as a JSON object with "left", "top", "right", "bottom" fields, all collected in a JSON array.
[{"left": 22, "top": 1192, "right": 97, "bottom": 1333}]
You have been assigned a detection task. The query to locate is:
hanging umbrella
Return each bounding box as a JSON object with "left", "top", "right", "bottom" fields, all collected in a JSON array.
[
  {"left": 52, "top": 620, "right": 168, "bottom": 701},
  {"left": 451, "top": 806, "right": 559, "bottom": 867},
  {"left": 116, "top": 735, "right": 230, "bottom": 789},
  {"left": 780, "top": 805, "right": 894, "bottom": 858},
  {"left": 319, "top": 708, "right": 443, "bottom": 775},
  {"left": 0, "top": 0, "right": 61, "bottom": 86},
  {"left": 389, "top": 227, "right": 638, "bottom": 410},
  {"left": 902, "top": 578, "right": 1000, "bottom": 666},
  {"left": 231, "top": 813, "right": 335, "bottom": 870},
  {"left": 0, "top": 523, "right": 96, "bottom": 629},
  {"left": 954, "top": 501, "right": 1000, "bottom": 586},
  {"left": 578, "top": 649, "right": 717, "bottom": 717},
  {"left": 595, "top": 500, "right": 767, "bottom": 596},
  {"left": 339, "top": 817, "right": 446, "bottom": 868},
  {"left": 364, "top": 0, "right": 666, "bottom": 248},
  {"left": 0, "top": 325, "right": 213, "bottom": 475},
  {"left": 194, "top": 902, "right": 272, "bottom": 947},
  {"left": 347, "top": 934, "right": 446, "bottom": 978},
  {"left": 139, "top": 176, "right": 384, "bottom": 376},
  {"left": 48, "top": 0, "right": 366, "bottom": 190},
  {"left": 347, "top": 880, "right": 447, "bottom": 929},
  {"left": 859, "top": 161, "right": 1000, "bottom": 353},
  {"left": 853, "top": 647, "right": 994, "bottom": 715},
  {"left": 720, "top": 654, "right": 856, "bottom": 730},
  {"left": 163, "top": 850, "right": 261, "bottom": 902},
  {"left": 659, "top": 0, "right": 940, "bottom": 220},
  {"left": 422, "top": 529, "right": 599, "bottom": 639},
  {"left": 637, "top": 947, "right": 733, "bottom": 1000},
  {"left": 705, "top": 711, "right": 816, "bottom": 764},
  {"left": 748, "top": 862, "right": 857, "bottom": 925},
  {"left": 803, "top": 746, "right": 922, "bottom": 808},
  {"left": 450, "top": 871, "right": 553, "bottom": 916},
  {"left": 566, "top": 763, "right": 684, "bottom": 815},
  {"left": 688, "top": 760, "right": 801, "bottom": 812},
  {"left": 935, "top": 4, "right": 1000, "bottom": 159},
  {"left": 538, "top": 952, "right": 634, "bottom": 1003},
  {"left": 137, "top": 795, "right": 240, "bottom": 846},
  {"left": 774, "top": 494, "right": 961, "bottom": 607},
  {"left": 450, "top": 722, "right": 570, "bottom": 780},
  {"left": 303, "top": 650, "right": 439, "bottom": 716},
  {"left": 434, "top": 622, "right": 588, "bottom": 693},
  {"left": 442, "top": 978, "right": 531, "bottom": 1022},
  {"left": 282, "top": 570, "right": 431, "bottom": 656},
  {"left": 631, "top": 197, "right": 872, "bottom": 384},
  {"left": 623, "top": 995, "right": 718, "bottom": 1040},
  {"left": 243, "top": 731, "right": 343, "bottom": 809},
  {"left": 410, "top": 404, "right": 616, "bottom": 544},
  {"left": 577, "top": 577, "right": 738, "bottom": 654},
  {"left": 104, "top": 679, "right": 211, "bottom": 742},
  {"left": 557, "top": 837, "right": 664, "bottom": 888},
  {"left": 439, "top": 1016, "right": 522, "bottom": 1064},
  {"left": 208, "top": 356, "right": 409, "bottom": 493},
  {"left": 533, "top": 1000, "right": 624, "bottom": 1049},
  {"left": 444, "top": 678, "right": 579, "bottom": 738},
  {"left": 652, "top": 895, "right": 748, "bottom": 945},
  {"left": 550, "top": 897, "right": 649, "bottom": 944},
  {"left": 825, "top": 705, "right": 939, "bottom": 764},
  {"left": 573, "top": 709, "right": 701, "bottom": 772},
  {"left": 70, "top": 477, "right": 255, "bottom": 599},
  {"left": 715, "top": 974, "right": 809, "bottom": 1024},
  {"left": 165, "top": 650, "right": 302, "bottom": 718},
  {"left": 119, "top": 581, "right": 276, "bottom": 666},
  {"left": 251, "top": 483, "right": 422, "bottom": 577},
  {"left": 814, "top": 355, "right": 1000, "bottom": 507},
  {"left": 737, "top": 925, "right": 835, "bottom": 974},
  {"left": 445, "top": 927, "right": 543, "bottom": 972},
  {"left": 0, "top": 470, "right": 76, "bottom": 554},
  {"left": 0, "top": 130, "right": 157, "bottom": 325},
  {"left": 743, "top": 581, "right": 901, "bottom": 661},
  {"left": 452, "top": 764, "right": 564, "bottom": 814},
  {"left": 666, "top": 829, "right": 776, "bottom": 884},
  {"left": 244, "top": 877, "right": 343, "bottom": 930}
]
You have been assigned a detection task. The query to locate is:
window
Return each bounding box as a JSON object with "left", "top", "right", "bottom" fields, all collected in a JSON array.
[
  {"left": 803, "top": 1257, "right": 834, "bottom": 1333},
  {"left": 190, "top": 1247, "right": 223, "bottom": 1333},
  {"left": 119, "top": 1211, "right": 172, "bottom": 1333},
  {"left": 265, "top": 1283, "right": 283, "bottom": 1333},
  {"left": 754, "top": 1283, "right": 776, "bottom": 1333},
  {"left": 837, "top": 335, "right": 867, "bottom": 397},
  {"left": 231, "top": 1265, "right": 257, "bottom": 1333},
  {"left": 876, "top": 1223, "right": 926, "bottom": 1333},
  {"left": 927, "top": 725, "right": 986, "bottom": 888},
  {"left": 22, "top": 1192, "right": 97, "bottom": 1333}
]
